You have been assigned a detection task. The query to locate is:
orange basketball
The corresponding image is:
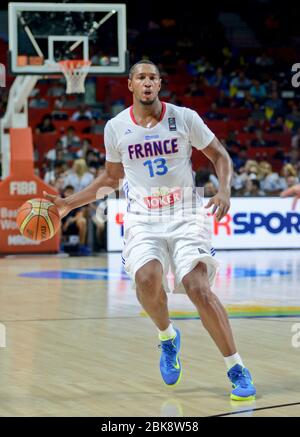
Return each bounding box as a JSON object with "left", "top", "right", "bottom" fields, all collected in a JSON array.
[{"left": 16, "top": 198, "right": 60, "bottom": 241}]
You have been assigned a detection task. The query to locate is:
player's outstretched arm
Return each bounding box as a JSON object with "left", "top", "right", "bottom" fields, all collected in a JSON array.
[
  {"left": 201, "top": 137, "right": 232, "bottom": 222},
  {"left": 280, "top": 184, "right": 300, "bottom": 210},
  {"left": 43, "top": 161, "right": 124, "bottom": 218}
]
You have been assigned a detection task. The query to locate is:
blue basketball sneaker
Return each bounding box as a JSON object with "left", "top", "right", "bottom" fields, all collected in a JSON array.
[
  {"left": 227, "top": 364, "right": 256, "bottom": 401},
  {"left": 159, "top": 328, "right": 182, "bottom": 386}
]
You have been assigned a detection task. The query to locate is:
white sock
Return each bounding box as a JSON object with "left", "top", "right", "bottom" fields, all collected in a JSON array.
[
  {"left": 224, "top": 353, "right": 244, "bottom": 371},
  {"left": 158, "top": 323, "right": 176, "bottom": 341}
]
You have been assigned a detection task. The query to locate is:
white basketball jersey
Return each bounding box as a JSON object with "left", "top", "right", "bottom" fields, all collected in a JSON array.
[{"left": 104, "top": 102, "right": 215, "bottom": 216}]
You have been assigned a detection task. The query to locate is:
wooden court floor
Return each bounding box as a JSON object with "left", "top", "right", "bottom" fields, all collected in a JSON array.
[{"left": 0, "top": 250, "right": 300, "bottom": 417}]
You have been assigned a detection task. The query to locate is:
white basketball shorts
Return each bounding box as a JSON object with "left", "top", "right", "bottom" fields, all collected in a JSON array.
[{"left": 122, "top": 209, "right": 219, "bottom": 292}]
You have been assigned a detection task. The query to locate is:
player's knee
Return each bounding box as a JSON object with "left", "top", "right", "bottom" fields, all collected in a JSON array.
[
  {"left": 136, "top": 271, "right": 160, "bottom": 292},
  {"left": 186, "top": 284, "right": 213, "bottom": 307}
]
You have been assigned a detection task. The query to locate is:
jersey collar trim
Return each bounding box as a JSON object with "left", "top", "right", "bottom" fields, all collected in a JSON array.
[{"left": 129, "top": 101, "right": 166, "bottom": 126}]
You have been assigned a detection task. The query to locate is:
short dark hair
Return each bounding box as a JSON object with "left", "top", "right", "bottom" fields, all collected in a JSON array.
[{"left": 129, "top": 60, "right": 160, "bottom": 79}]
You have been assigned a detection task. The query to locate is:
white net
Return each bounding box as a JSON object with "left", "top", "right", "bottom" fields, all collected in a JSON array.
[{"left": 58, "top": 60, "right": 91, "bottom": 94}]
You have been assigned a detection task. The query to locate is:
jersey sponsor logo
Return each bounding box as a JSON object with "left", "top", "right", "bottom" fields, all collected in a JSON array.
[
  {"left": 143, "top": 187, "right": 182, "bottom": 209},
  {"left": 145, "top": 134, "right": 159, "bottom": 140},
  {"left": 124, "top": 128, "right": 133, "bottom": 135},
  {"left": 168, "top": 117, "right": 177, "bottom": 131}
]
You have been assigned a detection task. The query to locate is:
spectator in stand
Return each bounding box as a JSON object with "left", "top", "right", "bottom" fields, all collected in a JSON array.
[
  {"left": 231, "top": 146, "right": 248, "bottom": 170},
  {"left": 208, "top": 67, "right": 228, "bottom": 91},
  {"left": 243, "top": 117, "right": 260, "bottom": 133},
  {"left": 75, "top": 138, "right": 105, "bottom": 167},
  {"left": 204, "top": 102, "right": 228, "bottom": 121},
  {"left": 60, "top": 126, "right": 81, "bottom": 150},
  {"left": 29, "top": 89, "right": 49, "bottom": 108},
  {"left": 44, "top": 160, "right": 67, "bottom": 193},
  {"left": 265, "top": 91, "right": 283, "bottom": 115},
  {"left": 61, "top": 184, "right": 90, "bottom": 256},
  {"left": 82, "top": 117, "right": 105, "bottom": 134},
  {"left": 268, "top": 116, "right": 286, "bottom": 133},
  {"left": 63, "top": 158, "right": 94, "bottom": 192},
  {"left": 284, "top": 148, "right": 300, "bottom": 170},
  {"left": 255, "top": 52, "right": 274, "bottom": 68},
  {"left": 35, "top": 115, "right": 56, "bottom": 134},
  {"left": 226, "top": 131, "right": 242, "bottom": 149},
  {"left": 286, "top": 104, "right": 300, "bottom": 129},
  {"left": 251, "top": 129, "right": 266, "bottom": 147},
  {"left": 184, "top": 80, "right": 205, "bottom": 97},
  {"left": 204, "top": 181, "right": 218, "bottom": 197},
  {"left": 258, "top": 161, "right": 281, "bottom": 194},
  {"left": 252, "top": 102, "right": 266, "bottom": 122},
  {"left": 215, "top": 90, "right": 231, "bottom": 108},
  {"left": 249, "top": 80, "right": 267, "bottom": 102},
  {"left": 47, "top": 83, "right": 65, "bottom": 97},
  {"left": 243, "top": 179, "right": 266, "bottom": 197},
  {"left": 70, "top": 104, "right": 93, "bottom": 121},
  {"left": 279, "top": 164, "right": 299, "bottom": 191},
  {"left": 229, "top": 71, "right": 252, "bottom": 98},
  {"left": 45, "top": 139, "right": 66, "bottom": 162}
]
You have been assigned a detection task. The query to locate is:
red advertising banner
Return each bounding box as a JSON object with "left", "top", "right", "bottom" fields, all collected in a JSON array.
[{"left": 0, "top": 128, "right": 60, "bottom": 254}]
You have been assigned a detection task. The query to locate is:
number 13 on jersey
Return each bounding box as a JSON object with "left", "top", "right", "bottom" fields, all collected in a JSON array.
[{"left": 143, "top": 158, "right": 168, "bottom": 177}]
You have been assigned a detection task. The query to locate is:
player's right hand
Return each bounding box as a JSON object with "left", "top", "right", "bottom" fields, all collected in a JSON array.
[
  {"left": 43, "top": 191, "right": 71, "bottom": 219},
  {"left": 280, "top": 184, "right": 300, "bottom": 210}
]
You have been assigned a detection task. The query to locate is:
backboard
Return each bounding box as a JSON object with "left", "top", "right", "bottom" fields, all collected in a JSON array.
[{"left": 9, "top": 2, "right": 127, "bottom": 75}]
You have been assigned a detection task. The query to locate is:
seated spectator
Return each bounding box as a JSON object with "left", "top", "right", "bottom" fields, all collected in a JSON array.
[
  {"left": 70, "top": 104, "right": 93, "bottom": 121},
  {"left": 249, "top": 80, "right": 267, "bottom": 101},
  {"left": 29, "top": 90, "right": 49, "bottom": 108},
  {"left": 279, "top": 164, "right": 299, "bottom": 190},
  {"left": 184, "top": 81, "right": 204, "bottom": 97},
  {"left": 76, "top": 138, "right": 105, "bottom": 167},
  {"left": 204, "top": 181, "right": 217, "bottom": 197},
  {"left": 252, "top": 102, "right": 266, "bottom": 122},
  {"left": 251, "top": 129, "right": 266, "bottom": 147},
  {"left": 63, "top": 159, "right": 94, "bottom": 192},
  {"left": 61, "top": 185, "right": 91, "bottom": 256},
  {"left": 265, "top": 91, "right": 283, "bottom": 114},
  {"left": 208, "top": 67, "right": 228, "bottom": 91},
  {"left": 51, "top": 110, "right": 69, "bottom": 120},
  {"left": 243, "top": 179, "right": 265, "bottom": 197},
  {"left": 204, "top": 103, "right": 228, "bottom": 121},
  {"left": 60, "top": 126, "right": 81, "bottom": 150},
  {"left": 268, "top": 116, "right": 285, "bottom": 133},
  {"left": 258, "top": 161, "right": 281, "bottom": 194},
  {"left": 231, "top": 146, "right": 248, "bottom": 170},
  {"left": 243, "top": 117, "right": 260, "bottom": 133},
  {"left": 46, "top": 139, "right": 66, "bottom": 162},
  {"left": 286, "top": 104, "right": 300, "bottom": 129},
  {"left": 215, "top": 90, "right": 231, "bottom": 108},
  {"left": 35, "top": 115, "right": 56, "bottom": 134},
  {"left": 44, "top": 160, "right": 67, "bottom": 192},
  {"left": 230, "top": 71, "right": 252, "bottom": 98},
  {"left": 82, "top": 117, "right": 105, "bottom": 134},
  {"left": 47, "top": 83, "right": 65, "bottom": 97},
  {"left": 255, "top": 52, "right": 274, "bottom": 68}
]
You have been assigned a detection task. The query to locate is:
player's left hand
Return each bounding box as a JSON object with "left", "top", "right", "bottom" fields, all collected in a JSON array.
[
  {"left": 205, "top": 190, "right": 230, "bottom": 222},
  {"left": 280, "top": 184, "right": 300, "bottom": 210}
]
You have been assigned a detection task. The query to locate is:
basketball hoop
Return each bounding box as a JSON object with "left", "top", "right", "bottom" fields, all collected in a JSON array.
[{"left": 57, "top": 59, "right": 91, "bottom": 94}]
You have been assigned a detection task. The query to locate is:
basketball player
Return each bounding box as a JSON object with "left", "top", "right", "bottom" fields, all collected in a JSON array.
[{"left": 44, "top": 60, "right": 256, "bottom": 400}]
